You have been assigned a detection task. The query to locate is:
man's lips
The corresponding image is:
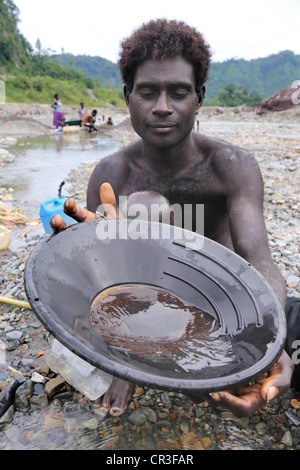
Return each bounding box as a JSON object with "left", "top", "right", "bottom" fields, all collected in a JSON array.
[
  {"left": 150, "top": 123, "right": 176, "bottom": 133},
  {"left": 150, "top": 123, "right": 176, "bottom": 128}
]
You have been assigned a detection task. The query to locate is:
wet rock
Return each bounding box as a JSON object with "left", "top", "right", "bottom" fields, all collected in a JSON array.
[
  {"left": 143, "top": 407, "right": 158, "bottom": 424},
  {"left": 44, "top": 375, "right": 66, "bottom": 398},
  {"left": 14, "top": 380, "right": 33, "bottom": 411},
  {"left": 285, "top": 411, "right": 300, "bottom": 426},
  {"left": 31, "top": 371, "right": 47, "bottom": 384},
  {"left": 29, "top": 394, "right": 49, "bottom": 408},
  {"left": 0, "top": 405, "right": 14, "bottom": 425},
  {"left": 5, "top": 330, "right": 23, "bottom": 341},
  {"left": 0, "top": 380, "right": 20, "bottom": 417},
  {"left": 128, "top": 408, "right": 147, "bottom": 426},
  {"left": 83, "top": 417, "right": 99, "bottom": 430},
  {"left": 282, "top": 430, "right": 293, "bottom": 447},
  {"left": 255, "top": 421, "right": 268, "bottom": 435},
  {"left": 33, "top": 383, "right": 45, "bottom": 396},
  {"left": 62, "top": 402, "right": 92, "bottom": 415}
]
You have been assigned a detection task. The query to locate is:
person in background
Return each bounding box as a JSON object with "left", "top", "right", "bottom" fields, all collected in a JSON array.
[
  {"left": 51, "top": 94, "right": 65, "bottom": 130},
  {"left": 81, "top": 109, "right": 100, "bottom": 132},
  {"left": 78, "top": 102, "right": 87, "bottom": 120}
]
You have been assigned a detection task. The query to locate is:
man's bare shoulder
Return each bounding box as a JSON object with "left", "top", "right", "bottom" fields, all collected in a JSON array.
[
  {"left": 94, "top": 140, "right": 141, "bottom": 172},
  {"left": 194, "top": 132, "right": 263, "bottom": 193},
  {"left": 195, "top": 132, "right": 259, "bottom": 172}
]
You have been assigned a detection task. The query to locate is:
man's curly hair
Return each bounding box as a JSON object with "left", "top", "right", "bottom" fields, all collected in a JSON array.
[{"left": 119, "top": 19, "right": 212, "bottom": 94}]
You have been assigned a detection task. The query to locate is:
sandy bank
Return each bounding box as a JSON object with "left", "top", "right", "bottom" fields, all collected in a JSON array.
[
  {"left": 0, "top": 102, "right": 130, "bottom": 139},
  {"left": 0, "top": 102, "right": 299, "bottom": 141}
]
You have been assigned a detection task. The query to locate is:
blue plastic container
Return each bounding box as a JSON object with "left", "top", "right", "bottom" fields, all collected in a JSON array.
[{"left": 40, "top": 197, "right": 77, "bottom": 234}]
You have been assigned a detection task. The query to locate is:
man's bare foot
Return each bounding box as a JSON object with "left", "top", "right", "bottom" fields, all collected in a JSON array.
[{"left": 94, "top": 377, "right": 134, "bottom": 416}]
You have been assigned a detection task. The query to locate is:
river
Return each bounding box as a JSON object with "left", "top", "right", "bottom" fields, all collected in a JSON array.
[{"left": 0, "top": 131, "right": 121, "bottom": 219}]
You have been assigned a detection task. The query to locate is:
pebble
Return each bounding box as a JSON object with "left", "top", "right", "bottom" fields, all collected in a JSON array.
[
  {"left": 0, "top": 109, "right": 299, "bottom": 450},
  {"left": 5, "top": 331, "right": 23, "bottom": 341},
  {"left": 31, "top": 372, "right": 47, "bottom": 384}
]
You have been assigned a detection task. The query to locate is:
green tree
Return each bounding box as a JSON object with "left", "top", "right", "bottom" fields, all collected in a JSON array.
[
  {"left": 206, "top": 83, "right": 262, "bottom": 107},
  {"left": 0, "top": 0, "right": 32, "bottom": 69}
]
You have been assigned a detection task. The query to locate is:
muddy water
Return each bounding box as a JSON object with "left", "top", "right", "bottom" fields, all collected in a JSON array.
[{"left": 90, "top": 285, "right": 234, "bottom": 371}]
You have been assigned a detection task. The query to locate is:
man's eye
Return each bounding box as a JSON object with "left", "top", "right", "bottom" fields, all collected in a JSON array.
[
  {"left": 172, "top": 92, "right": 188, "bottom": 99},
  {"left": 140, "top": 91, "right": 155, "bottom": 99}
]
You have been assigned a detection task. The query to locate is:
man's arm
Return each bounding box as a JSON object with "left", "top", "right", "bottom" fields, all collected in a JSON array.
[
  {"left": 217, "top": 148, "right": 286, "bottom": 307},
  {"left": 209, "top": 147, "right": 293, "bottom": 416}
]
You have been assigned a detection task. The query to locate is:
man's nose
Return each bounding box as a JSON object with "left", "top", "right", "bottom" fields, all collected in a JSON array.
[{"left": 152, "top": 92, "right": 173, "bottom": 115}]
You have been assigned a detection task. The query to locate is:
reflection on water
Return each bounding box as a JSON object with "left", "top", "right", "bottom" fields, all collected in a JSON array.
[
  {"left": 90, "top": 285, "right": 235, "bottom": 372},
  {"left": 0, "top": 132, "right": 120, "bottom": 218},
  {"left": 0, "top": 391, "right": 277, "bottom": 450}
]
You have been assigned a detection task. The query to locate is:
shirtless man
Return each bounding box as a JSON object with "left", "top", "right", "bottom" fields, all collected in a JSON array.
[
  {"left": 81, "top": 109, "right": 100, "bottom": 132},
  {"left": 51, "top": 19, "right": 297, "bottom": 418}
]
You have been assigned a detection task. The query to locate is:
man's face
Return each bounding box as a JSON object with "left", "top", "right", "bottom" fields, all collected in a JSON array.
[{"left": 125, "top": 56, "right": 203, "bottom": 149}]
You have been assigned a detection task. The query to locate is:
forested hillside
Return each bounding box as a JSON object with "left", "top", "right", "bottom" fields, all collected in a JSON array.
[
  {"left": 1, "top": 0, "right": 300, "bottom": 107},
  {"left": 0, "top": 0, "right": 124, "bottom": 106},
  {"left": 206, "top": 50, "right": 300, "bottom": 101},
  {"left": 51, "top": 53, "right": 123, "bottom": 89},
  {"left": 0, "top": 0, "right": 31, "bottom": 69},
  {"left": 52, "top": 49, "right": 300, "bottom": 105}
]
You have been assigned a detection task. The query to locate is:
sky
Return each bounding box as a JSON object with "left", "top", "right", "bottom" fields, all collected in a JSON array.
[{"left": 13, "top": 0, "right": 300, "bottom": 64}]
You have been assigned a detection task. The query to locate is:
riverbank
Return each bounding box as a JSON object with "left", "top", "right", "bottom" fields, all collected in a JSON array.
[
  {"left": 0, "top": 104, "right": 299, "bottom": 450},
  {"left": 0, "top": 102, "right": 130, "bottom": 139}
]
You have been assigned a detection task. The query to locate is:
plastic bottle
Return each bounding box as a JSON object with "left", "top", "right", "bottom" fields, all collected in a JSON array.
[
  {"left": 39, "top": 197, "right": 77, "bottom": 234},
  {"left": 44, "top": 339, "right": 113, "bottom": 400},
  {"left": 0, "top": 225, "right": 11, "bottom": 250},
  {"left": 39, "top": 181, "right": 78, "bottom": 234}
]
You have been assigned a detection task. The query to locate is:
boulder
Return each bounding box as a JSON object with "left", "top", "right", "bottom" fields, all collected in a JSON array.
[{"left": 256, "top": 82, "right": 300, "bottom": 114}]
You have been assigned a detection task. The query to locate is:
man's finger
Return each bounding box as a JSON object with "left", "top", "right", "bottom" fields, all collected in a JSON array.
[
  {"left": 210, "top": 389, "right": 265, "bottom": 417},
  {"left": 64, "top": 198, "right": 97, "bottom": 222},
  {"left": 100, "top": 183, "right": 120, "bottom": 219},
  {"left": 260, "top": 350, "right": 294, "bottom": 401},
  {"left": 50, "top": 214, "right": 69, "bottom": 233}
]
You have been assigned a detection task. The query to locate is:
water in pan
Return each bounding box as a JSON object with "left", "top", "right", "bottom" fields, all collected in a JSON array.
[{"left": 90, "top": 284, "right": 235, "bottom": 372}]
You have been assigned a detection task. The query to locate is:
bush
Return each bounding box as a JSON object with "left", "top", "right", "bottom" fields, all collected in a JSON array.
[{"left": 205, "top": 83, "right": 262, "bottom": 107}]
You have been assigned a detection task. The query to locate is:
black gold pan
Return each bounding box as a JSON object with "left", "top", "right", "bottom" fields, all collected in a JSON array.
[{"left": 24, "top": 219, "right": 286, "bottom": 393}]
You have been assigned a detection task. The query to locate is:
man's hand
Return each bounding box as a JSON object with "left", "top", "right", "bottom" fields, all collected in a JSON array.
[
  {"left": 208, "top": 350, "right": 294, "bottom": 417},
  {"left": 50, "top": 182, "right": 120, "bottom": 232}
]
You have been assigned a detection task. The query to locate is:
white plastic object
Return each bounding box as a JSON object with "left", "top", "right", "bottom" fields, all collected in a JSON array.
[
  {"left": 0, "top": 225, "right": 11, "bottom": 250},
  {"left": 44, "top": 339, "right": 113, "bottom": 400}
]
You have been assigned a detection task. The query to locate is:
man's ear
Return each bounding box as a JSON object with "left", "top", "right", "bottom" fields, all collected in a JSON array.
[
  {"left": 124, "top": 86, "right": 130, "bottom": 107},
  {"left": 196, "top": 85, "right": 206, "bottom": 114}
]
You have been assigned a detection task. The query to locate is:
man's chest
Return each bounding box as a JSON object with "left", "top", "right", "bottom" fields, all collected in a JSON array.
[
  {"left": 117, "top": 162, "right": 224, "bottom": 206},
  {"left": 116, "top": 163, "right": 228, "bottom": 236}
]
